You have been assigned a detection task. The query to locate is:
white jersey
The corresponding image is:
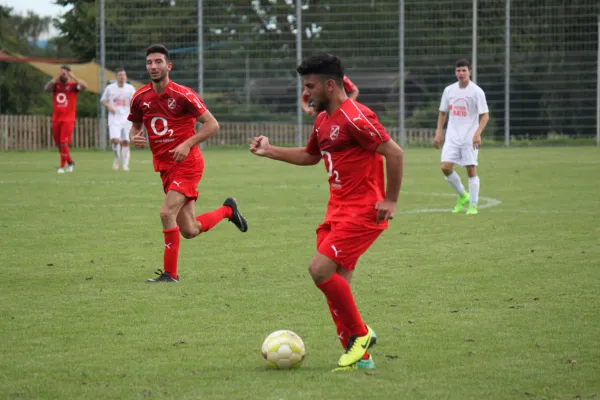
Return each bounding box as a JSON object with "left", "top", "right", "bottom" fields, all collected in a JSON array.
[
  {"left": 101, "top": 82, "right": 136, "bottom": 126},
  {"left": 439, "top": 81, "right": 489, "bottom": 146}
]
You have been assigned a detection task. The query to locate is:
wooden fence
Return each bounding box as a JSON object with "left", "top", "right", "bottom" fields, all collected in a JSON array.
[{"left": 0, "top": 114, "right": 435, "bottom": 150}]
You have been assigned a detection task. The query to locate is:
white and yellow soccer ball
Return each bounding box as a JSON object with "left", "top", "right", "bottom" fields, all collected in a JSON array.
[{"left": 261, "top": 330, "right": 306, "bottom": 369}]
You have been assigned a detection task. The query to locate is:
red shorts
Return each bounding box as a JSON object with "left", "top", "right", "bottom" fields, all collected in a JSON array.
[
  {"left": 52, "top": 120, "right": 75, "bottom": 145},
  {"left": 316, "top": 221, "right": 383, "bottom": 271},
  {"left": 160, "top": 164, "right": 204, "bottom": 201}
]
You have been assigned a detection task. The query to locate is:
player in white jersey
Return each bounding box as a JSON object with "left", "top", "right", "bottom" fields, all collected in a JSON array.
[
  {"left": 434, "top": 59, "right": 489, "bottom": 215},
  {"left": 101, "top": 68, "right": 136, "bottom": 171}
]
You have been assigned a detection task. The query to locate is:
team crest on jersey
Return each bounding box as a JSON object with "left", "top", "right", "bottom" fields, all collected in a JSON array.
[
  {"left": 167, "top": 98, "right": 177, "bottom": 110},
  {"left": 330, "top": 125, "right": 340, "bottom": 140}
]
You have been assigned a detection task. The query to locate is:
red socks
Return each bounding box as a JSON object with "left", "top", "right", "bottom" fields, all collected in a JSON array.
[
  {"left": 327, "top": 299, "right": 370, "bottom": 360},
  {"left": 163, "top": 226, "right": 180, "bottom": 279},
  {"left": 317, "top": 273, "right": 368, "bottom": 337},
  {"left": 59, "top": 144, "right": 72, "bottom": 168},
  {"left": 196, "top": 206, "right": 233, "bottom": 233}
]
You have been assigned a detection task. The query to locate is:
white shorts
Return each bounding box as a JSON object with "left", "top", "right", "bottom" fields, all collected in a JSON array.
[
  {"left": 441, "top": 144, "right": 478, "bottom": 166},
  {"left": 109, "top": 122, "right": 132, "bottom": 141}
]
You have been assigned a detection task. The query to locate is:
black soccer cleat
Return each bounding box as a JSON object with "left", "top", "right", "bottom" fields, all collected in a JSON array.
[
  {"left": 145, "top": 269, "right": 179, "bottom": 283},
  {"left": 223, "top": 197, "right": 248, "bottom": 233}
]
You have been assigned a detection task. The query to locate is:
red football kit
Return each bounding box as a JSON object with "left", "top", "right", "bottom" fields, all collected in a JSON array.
[
  {"left": 302, "top": 76, "right": 356, "bottom": 103},
  {"left": 128, "top": 80, "right": 207, "bottom": 200},
  {"left": 305, "top": 98, "right": 391, "bottom": 270},
  {"left": 51, "top": 82, "right": 80, "bottom": 145}
]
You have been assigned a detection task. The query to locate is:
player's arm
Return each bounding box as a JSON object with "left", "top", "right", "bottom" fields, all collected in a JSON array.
[
  {"left": 249, "top": 136, "right": 321, "bottom": 166},
  {"left": 100, "top": 91, "right": 116, "bottom": 114},
  {"left": 43, "top": 74, "right": 59, "bottom": 92},
  {"left": 374, "top": 139, "right": 404, "bottom": 223},
  {"left": 169, "top": 110, "right": 219, "bottom": 163},
  {"left": 347, "top": 85, "right": 359, "bottom": 100},
  {"left": 129, "top": 122, "right": 146, "bottom": 148},
  {"left": 68, "top": 70, "right": 87, "bottom": 91},
  {"left": 301, "top": 95, "right": 315, "bottom": 116},
  {"left": 434, "top": 111, "right": 447, "bottom": 149},
  {"left": 473, "top": 112, "right": 489, "bottom": 148}
]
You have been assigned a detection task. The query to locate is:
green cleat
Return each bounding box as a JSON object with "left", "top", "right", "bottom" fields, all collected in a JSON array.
[
  {"left": 466, "top": 204, "right": 478, "bottom": 215},
  {"left": 357, "top": 355, "right": 376, "bottom": 370},
  {"left": 452, "top": 193, "right": 470, "bottom": 214},
  {"left": 332, "top": 363, "right": 357, "bottom": 372}
]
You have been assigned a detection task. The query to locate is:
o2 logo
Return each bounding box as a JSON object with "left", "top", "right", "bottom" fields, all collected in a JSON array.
[
  {"left": 321, "top": 150, "right": 341, "bottom": 188},
  {"left": 150, "top": 116, "right": 174, "bottom": 136}
]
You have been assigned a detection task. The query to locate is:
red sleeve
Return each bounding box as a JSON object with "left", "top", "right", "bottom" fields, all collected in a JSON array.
[
  {"left": 346, "top": 109, "right": 390, "bottom": 152},
  {"left": 343, "top": 76, "right": 356, "bottom": 93},
  {"left": 305, "top": 115, "right": 323, "bottom": 155},
  {"left": 68, "top": 83, "right": 80, "bottom": 92},
  {"left": 183, "top": 91, "right": 206, "bottom": 118},
  {"left": 127, "top": 94, "right": 143, "bottom": 123}
]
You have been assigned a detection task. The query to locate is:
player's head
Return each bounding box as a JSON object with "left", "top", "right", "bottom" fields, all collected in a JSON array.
[
  {"left": 297, "top": 53, "right": 345, "bottom": 113},
  {"left": 116, "top": 68, "right": 127, "bottom": 84},
  {"left": 145, "top": 44, "right": 172, "bottom": 83},
  {"left": 59, "top": 65, "right": 70, "bottom": 83},
  {"left": 455, "top": 59, "right": 471, "bottom": 83}
]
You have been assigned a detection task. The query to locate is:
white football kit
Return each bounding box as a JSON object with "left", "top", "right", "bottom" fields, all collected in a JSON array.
[
  {"left": 439, "top": 81, "right": 489, "bottom": 166},
  {"left": 101, "top": 82, "right": 136, "bottom": 141}
]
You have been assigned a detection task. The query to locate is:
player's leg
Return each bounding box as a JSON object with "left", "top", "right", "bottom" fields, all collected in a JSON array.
[
  {"left": 311, "top": 224, "right": 379, "bottom": 368},
  {"left": 146, "top": 189, "right": 187, "bottom": 282},
  {"left": 64, "top": 121, "right": 75, "bottom": 172},
  {"left": 441, "top": 144, "right": 469, "bottom": 213},
  {"left": 460, "top": 146, "right": 479, "bottom": 214},
  {"left": 109, "top": 125, "right": 121, "bottom": 170},
  {"left": 194, "top": 197, "right": 248, "bottom": 234},
  {"left": 52, "top": 121, "right": 65, "bottom": 173},
  {"left": 120, "top": 124, "right": 131, "bottom": 171}
]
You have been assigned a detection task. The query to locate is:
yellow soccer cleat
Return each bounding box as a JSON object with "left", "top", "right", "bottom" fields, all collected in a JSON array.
[{"left": 337, "top": 325, "right": 374, "bottom": 367}]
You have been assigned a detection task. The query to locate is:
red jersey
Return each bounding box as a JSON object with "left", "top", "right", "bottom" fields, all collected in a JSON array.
[
  {"left": 128, "top": 80, "right": 207, "bottom": 172},
  {"left": 51, "top": 82, "right": 80, "bottom": 121},
  {"left": 306, "top": 99, "right": 391, "bottom": 229},
  {"left": 302, "top": 76, "right": 356, "bottom": 102}
]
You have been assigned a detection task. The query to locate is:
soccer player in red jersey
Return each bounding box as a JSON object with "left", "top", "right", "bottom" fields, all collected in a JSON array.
[
  {"left": 128, "top": 44, "right": 248, "bottom": 283},
  {"left": 44, "top": 65, "right": 87, "bottom": 173},
  {"left": 250, "top": 53, "right": 404, "bottom": 371},
  {"left": 301, "top": 75, "right": 359, "bottom": 116}
]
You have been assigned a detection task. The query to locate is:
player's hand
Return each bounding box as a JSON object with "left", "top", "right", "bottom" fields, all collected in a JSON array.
[
  {"left": 307, "top": 108, "right": 316, "bottom": 117},
  {"left": 109, "top": 107, "right": 116, "bottom": 114},
  {"left": 473, "top": 135, "right": 481, "bottom": 149},
  {"left": 169, "top": 143, "right": 191, "bottom": 163},
  {"left": 433, "top": 132, "right": 443, "bottom": 149},
  {"left": 375, "top": 199, "right": 397, "bottom": 224},
  {"left": 132, "top": 131, "right": 147, "bottom": 148},
  {"left": 249, "top": 135, "right": 270, "bottom": 157}
]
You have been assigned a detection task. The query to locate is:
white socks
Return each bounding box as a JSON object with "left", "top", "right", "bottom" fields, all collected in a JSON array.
[
  {"left": 112, "top": 142, "right": 121, "bottom": 163},
  {"left": 468, "top": 176, "right": 480, "bottom": 205},
  {"left": 121, "top": 145, "right": 130, "bottom": 170},
  {"left": 445, "top": 171, "right": 466, "bottom": 196}
]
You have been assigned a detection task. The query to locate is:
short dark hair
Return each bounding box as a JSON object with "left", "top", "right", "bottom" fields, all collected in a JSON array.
[
  {"left": 60, "top": 65, "right": 71, "bottom": 72},
  {"left": 116, "top": 67, "right": 125, "bottom": 73},
  {"left": 297, "top": 53, "right": 344, "bottom": 86},
  {"left": 146, "top": 44, "right": 170, "bottom": 62},
  {"left": 455, "top": 59, "right": 471, "bottom": 69}
]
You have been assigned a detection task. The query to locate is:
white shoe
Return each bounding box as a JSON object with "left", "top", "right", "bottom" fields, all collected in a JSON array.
[
  {"left": 66, "top": 163, "right": 74, "bottom": 173},
  {"left": 57, "top": 168, "right": 65, "bottom": 174},
  {"left": 122, "top": 166, "right": 129, "bottom": 171},
  {"left": 112, "top": 160, "right": 119, "bottom": 171}
]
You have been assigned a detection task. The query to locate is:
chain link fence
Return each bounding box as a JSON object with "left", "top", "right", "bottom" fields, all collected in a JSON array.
[{"left": 98, "top": 0, "right": 599, "bottom": 147}]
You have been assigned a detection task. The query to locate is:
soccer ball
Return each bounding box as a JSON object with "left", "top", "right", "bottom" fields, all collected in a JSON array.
[{"left": 261, "top": 330, "right": 306, "bottom": 369}]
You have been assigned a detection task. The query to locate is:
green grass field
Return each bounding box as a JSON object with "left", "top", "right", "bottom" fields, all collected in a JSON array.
[{"left": 1, "top": 147, "right": 599, "bottom": 400}]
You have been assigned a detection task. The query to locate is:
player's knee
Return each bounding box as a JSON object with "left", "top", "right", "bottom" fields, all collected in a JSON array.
[
  {"left": 159, "top": 208, "right": 177, "bottom": 226},
  {"left": 308, "top": 259, "right": 328, "bottom": 283},
  {"left": 180, "top": 228, "right": 197, "bottom": 239},
  {"left": 112, "top": 139, "right": 120, "bottom": 144},
  {"left": 441, "top": 164, "right": 453, "bottom": 175}
]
